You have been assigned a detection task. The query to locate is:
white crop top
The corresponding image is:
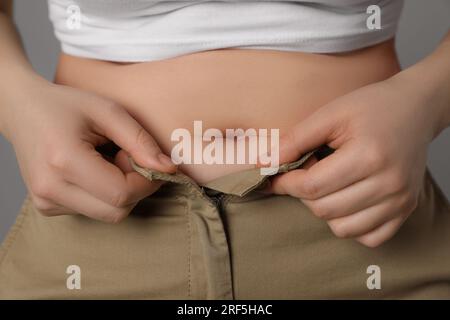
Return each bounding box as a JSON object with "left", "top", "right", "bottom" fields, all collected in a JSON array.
[{"left": 47, "top": 0, "right": 404, "bottom": 62}]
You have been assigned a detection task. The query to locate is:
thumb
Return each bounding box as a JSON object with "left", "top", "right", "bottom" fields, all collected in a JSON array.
[
  {"left": 90, "top": 102, "right": 177, "bottom": 173},
  {"left": 278, "top": 108, "right": 340, "bottom": 164}
]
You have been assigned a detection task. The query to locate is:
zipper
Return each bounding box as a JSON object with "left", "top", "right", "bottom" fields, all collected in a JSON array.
[{"left": 209, "top": 192, "right": 228, "bottom": 212}]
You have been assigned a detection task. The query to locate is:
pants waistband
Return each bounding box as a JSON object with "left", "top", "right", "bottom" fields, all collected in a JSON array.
[{"left": 129, "top": 146, "right": 331, "bottom": 198}]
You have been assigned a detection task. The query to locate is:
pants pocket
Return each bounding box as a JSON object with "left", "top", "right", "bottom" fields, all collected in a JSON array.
[{"left": 0, "top": 191, "right": 193, "bottom": 299}]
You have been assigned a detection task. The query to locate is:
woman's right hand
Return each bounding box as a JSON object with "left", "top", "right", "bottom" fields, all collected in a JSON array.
[{"left": 1, "top": 78, "right": 176, "bottom": 223}]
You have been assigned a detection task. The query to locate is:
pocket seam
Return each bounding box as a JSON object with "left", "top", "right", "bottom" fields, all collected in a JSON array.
[{"left": 0, "top": 195, "right": 31, "bottom": 268}]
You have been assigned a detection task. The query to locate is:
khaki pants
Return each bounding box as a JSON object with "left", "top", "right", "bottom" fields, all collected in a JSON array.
[{"left": 1, "top": 149, "right": 449, "bottom": 299}]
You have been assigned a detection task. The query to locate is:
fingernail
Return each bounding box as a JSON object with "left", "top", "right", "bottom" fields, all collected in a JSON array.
[{"left": 158, "top": 153, "right": 175, "bottom": 167}]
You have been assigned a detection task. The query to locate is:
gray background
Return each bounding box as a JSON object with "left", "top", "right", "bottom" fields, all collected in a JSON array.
[{"left": 1, "top": 0, "right": 449, "bottom": 241}]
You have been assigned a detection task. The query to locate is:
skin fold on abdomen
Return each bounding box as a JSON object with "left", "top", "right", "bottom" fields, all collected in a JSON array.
[{"left": 54, "top": 39, "right": 401, "bottom": 183}]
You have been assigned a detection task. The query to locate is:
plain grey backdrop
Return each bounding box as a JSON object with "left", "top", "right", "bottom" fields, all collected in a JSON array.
[{"left": 1, "top": 0, "right": 449, "bottom": 241}]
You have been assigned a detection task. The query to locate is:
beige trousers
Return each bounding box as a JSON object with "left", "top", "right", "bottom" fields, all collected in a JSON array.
[{"left": 1, "top": 150, "right": 449, "bottom": 299}]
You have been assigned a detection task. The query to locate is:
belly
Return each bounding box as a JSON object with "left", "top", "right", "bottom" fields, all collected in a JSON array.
[{"left": 54, "top": 40, "right": 401, "bottom": 183}]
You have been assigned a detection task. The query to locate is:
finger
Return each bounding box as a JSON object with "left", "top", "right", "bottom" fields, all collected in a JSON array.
[
  {"left": 278, "top": 106, "right": 343, "bottom": 164},
  {"left": 89, "top": 102, "right": 176, "bottom": 173},
  {"left": 114, "top": 148, "right": 166, "bottom": 192},
  {"left": 269, "top": 144, "right": 369, "bottom": 199},
  {"left": 53, "top": 142, "right": 163, "bottom": 208},
  {"left": 30, "top": 196, "right": 76, "bottom": 216},
  {"left": 114, "top": 147, "right": 165, "bottom": 185},
  {"left": 301, "top": 174, "right": 389, "bottom": 220},
  {"left": 114, "top": 148, "right": 142, "bottom": 172},
  {"left": 260, "top": 153, "right": 317, "bottom": 194},
  {"left": 52, "top": 180, "right": 137, "bottom": 223},
  {"left": 356, "top": 215, "right": 407, "bottom": 248},
  {"left": 326, "top": 199, "right": 398, "bottom": 239}
]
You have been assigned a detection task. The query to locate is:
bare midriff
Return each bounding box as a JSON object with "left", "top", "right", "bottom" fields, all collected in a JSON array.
[{"left": 54, "top": 39, "right": 401, "bottom": 184}]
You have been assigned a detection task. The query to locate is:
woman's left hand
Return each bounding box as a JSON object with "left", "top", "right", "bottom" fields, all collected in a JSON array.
[{"left": 267, "top": 76, "right": 442, "bottom": 248}]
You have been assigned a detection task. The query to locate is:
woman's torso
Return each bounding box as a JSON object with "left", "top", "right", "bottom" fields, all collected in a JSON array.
[{"left": 55, "top": 41, "right": 401, "bottom": 183}]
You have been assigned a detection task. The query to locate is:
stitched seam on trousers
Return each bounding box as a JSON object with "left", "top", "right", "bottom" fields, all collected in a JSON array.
[
  {"left": 211, "top": 195, "right": 236, "bottom": 299},
  {"left": 186, "top": 198, "right": 192, "bottom": 298},
  {"left": 178, "top": 194, "right": 192, "bottom": 298},
  {"left": 0, "top": 195, "right": 31, "bottom": 268}
]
